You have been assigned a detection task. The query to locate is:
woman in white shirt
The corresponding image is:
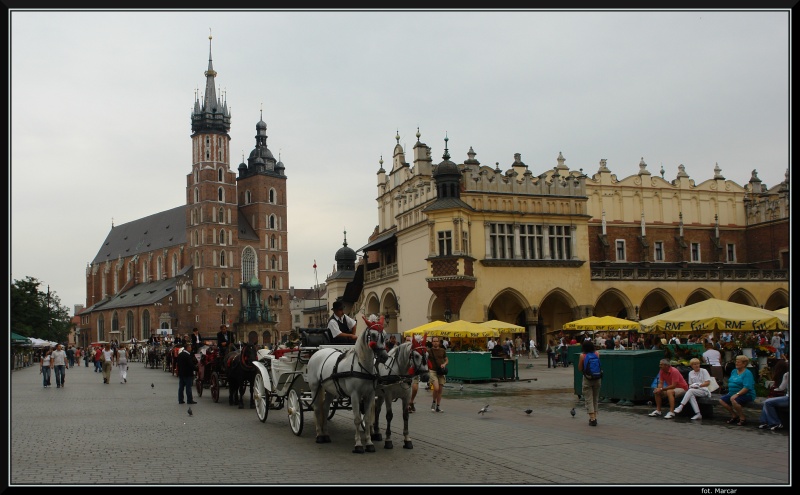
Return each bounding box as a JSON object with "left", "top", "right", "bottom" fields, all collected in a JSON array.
[
  {"left": 116, "top": 345, "right": 129, "bottom": 384},
  {"left": 40, "top": 348, "right": 53, "bottom": 387},
  {"left": 702, "top": 341, "right": 723, "bottom": 383},
  {"left": 674, "top": 358, "right": 712, "bottom": 420}
]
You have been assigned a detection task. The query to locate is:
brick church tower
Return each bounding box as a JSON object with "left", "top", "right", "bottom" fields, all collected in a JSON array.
[{"left": 186, "top": 34, "right": 289, "bottom": 344}]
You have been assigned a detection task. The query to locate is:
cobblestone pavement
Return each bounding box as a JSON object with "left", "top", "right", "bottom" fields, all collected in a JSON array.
[{"left": 9, "top": 356, "right": 790, "bottom": 486}]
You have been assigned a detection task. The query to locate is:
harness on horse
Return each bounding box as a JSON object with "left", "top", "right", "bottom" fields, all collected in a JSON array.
[{"left": 319, "top": 350, "right": 378, "bottom": 398}]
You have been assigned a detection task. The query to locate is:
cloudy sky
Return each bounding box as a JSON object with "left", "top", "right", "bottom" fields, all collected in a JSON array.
[{"left": 9, "top": 9, "right": 790, "bottom": 312}]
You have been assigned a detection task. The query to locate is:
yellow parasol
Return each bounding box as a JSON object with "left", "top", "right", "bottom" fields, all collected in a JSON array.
[
  {"left": 479, "top": 320, "right": 525, "bottom": 332},
  {"left": 404, "top": 320, "right": 500, "bottom": 338},
  {"left": 639, "top": 299, "right": 788, "bottom": 334},
  {"left": 563, "top": 315, "right": 638, "bottom": 332},
  {"left": 402, "top": 320, "right": 447, "bottom": 338}
]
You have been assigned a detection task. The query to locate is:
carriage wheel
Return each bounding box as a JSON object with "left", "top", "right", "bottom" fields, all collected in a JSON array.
[
  {"left": 327, "top": 400, "right": 337, "bottom": 420},
  {"left": 254, "top": 374, "right": 268, "bottom": 423},
  {"left": 196, "top": 374, "right": 203, "bottom": 397},
  {"left": 210, "top": 373, "right": 220, "bottom": 403},
  {"left": 287, "top": 388, "right": 304, "bottom": 436}
]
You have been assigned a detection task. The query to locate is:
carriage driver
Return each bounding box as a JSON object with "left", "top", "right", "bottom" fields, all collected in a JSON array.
[
  {"left": 327, "top": 300, "right": 358, "bottom": 343},
  {"left": 217, "top": 324, "right": 235, "bottom": 357}
]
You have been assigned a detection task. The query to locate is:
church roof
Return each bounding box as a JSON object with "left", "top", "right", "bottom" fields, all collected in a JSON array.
[
  {"left": 85, "top": 265, "right": 191, "bottom": 312},
  {"left": 92, "top": 206, "right": 187, "bottom": 265}
]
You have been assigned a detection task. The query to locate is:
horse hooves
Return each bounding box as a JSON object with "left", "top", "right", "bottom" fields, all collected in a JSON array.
[
  {"left": 316, "top": 436, "right": 326, "bottom": 444},
  {"left": 352, "top": 446, "right": 365, "bottom": 454},
  {"left": 384, "top": 441, "right": 394, "bottom": 449},
  {"left": 371, "top": 433, "right": 382, "bottom": 441},
  {"left": 365, "top": 445, "right": 376, "bottom": 453},
  {"left": 403, "top": 441, "right": 414, "bottom": 449}
]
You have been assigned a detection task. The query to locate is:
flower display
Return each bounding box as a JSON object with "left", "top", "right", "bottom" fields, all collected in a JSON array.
[
  {"left": 754, "top": 345, "right": 776, "bottom": 357},
  {"left": 737, "top": 333, "right": 760, "bottom": 348},
  {"left": 663, "top": 344, "right": 704, "bottom": 365}
]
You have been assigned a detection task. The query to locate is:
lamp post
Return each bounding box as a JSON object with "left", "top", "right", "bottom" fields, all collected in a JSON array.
[{"left": 443, "top": 308, "right": 452, "bottom": 323}]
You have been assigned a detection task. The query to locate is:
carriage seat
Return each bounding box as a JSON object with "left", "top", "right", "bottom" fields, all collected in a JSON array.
[{"left": 301, "top": 329, "right": 332, "bottom": 347}]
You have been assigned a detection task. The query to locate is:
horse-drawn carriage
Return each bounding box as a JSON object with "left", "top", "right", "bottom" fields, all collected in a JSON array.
[
  {"left": 195, "top": 345, "right": 224, "bottom": 401},
  {"left": 145, "top": 344, "right": 163, "bottom": 369},
  {"left": 164, "top": 342, "right": 183, "bottom": 375},
  {"left": 251, "top": 318, "right": 429, "bottom": 452}
]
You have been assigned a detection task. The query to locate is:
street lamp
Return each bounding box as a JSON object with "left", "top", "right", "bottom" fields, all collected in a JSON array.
[{"left": 444, "top": 308, "right": 452, "bottom": 323}]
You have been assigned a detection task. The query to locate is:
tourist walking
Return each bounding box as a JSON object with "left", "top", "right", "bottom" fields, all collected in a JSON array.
[
  {"left": 116, "top": 345, "right": 129, "bottom": 384},
  {"left": 51, "top": 343, "right": 69, "bottom": 388},
  {"left": 101, "top": 343, "right": 114, "bottom": 384},
  {"left": 40, "top": 347, "right": 53, "bottom": 388}
]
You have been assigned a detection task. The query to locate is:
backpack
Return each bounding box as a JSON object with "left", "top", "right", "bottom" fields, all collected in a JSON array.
[{"left": 583, "top": 352, "right": 603, "bottom": 380}]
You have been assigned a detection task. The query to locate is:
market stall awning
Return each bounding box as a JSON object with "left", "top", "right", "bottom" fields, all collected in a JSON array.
[
  {"left": 402, "top": 320, "right": 447, "bottom": 337},
  {"left": 11, "top": 332, "right": 31, "bottom": 345},
  {"left": 639, "top": 298, "right": 788, "bottom": 334},
  {"left": 479, "top": 320, "right": 525, "bottom": 332},
  {"left": 563, "top": 315, "right": 639, "bottom": 332},
  {"left": 407, "top": 320, "right": 500, "bottom": 338},
  {"left": 775, "top": 307, "right": 788, "bottom": 316}
]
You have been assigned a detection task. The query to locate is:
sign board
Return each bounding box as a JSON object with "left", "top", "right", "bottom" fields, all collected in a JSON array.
[{"left": 160, "top": 329, "right": 173, "bottom": 336}]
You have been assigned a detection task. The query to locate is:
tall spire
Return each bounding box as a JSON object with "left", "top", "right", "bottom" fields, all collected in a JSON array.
[
  {"left": 191, "top": 31, "right": 231, "bottom": 135},
  {"left": 203, "top": 31, "right": 218, "bottom": 113}
]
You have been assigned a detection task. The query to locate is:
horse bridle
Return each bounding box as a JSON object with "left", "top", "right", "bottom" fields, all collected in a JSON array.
[{"left": 377, "top": 343, "right": 428, "bottom": 385}]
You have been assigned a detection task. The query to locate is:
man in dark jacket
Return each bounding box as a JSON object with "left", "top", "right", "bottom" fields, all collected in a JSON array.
[
  {"left": 191, "top": 327, "right": 203, "bottom": 351},
  {"left": 177, "top": 343, "right": 198, "bottom": 405},
  {"left": 217, "top": 325, "right": 235, "bottom": 357}
]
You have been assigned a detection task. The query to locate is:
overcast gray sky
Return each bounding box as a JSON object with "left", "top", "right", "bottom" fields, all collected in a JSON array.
[{"left": 9, "top": 9, "right": 791, "bottom": 313}]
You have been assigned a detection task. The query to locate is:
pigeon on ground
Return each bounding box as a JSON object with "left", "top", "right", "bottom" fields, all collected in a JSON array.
[
  {"left": 151, "top": 383, "right": 154, "bottom": 388},
  {"left": 524, "top": 409, "right": 533, "bottom": 415},
  {"left": 478, "top": 405, "right": 491, "bottom": 415},
  {"left": 459, "top": 384, "right": 464, "bottom": 391},
  {"left": 493, "top": 383, "right": 498, "bottom": 387},
  {"left": 570, "top": 407, "right": 576, "bottom": 417}
]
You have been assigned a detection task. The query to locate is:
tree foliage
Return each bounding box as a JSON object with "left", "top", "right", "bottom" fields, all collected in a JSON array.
[{"left": 10, "top": 276, "right": 73, "bottom": 343}]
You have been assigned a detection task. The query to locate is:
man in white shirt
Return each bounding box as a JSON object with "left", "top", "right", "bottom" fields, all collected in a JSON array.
[
  {"left": 487, "top": 338, "right": 496, "bottom": 351},
  {"left": 529, "top": 338, "right": 538, "bottom": 358},
  {"left": 51, "top": 344, "right": 69, "bottom": 388},
  {"left": 327, "top": 300, "right": 357, "bottom": 343}
]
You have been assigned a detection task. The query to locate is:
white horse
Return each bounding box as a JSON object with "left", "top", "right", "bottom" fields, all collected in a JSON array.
[
  {"left": 307, "top": 319, "right": 389, "bottom": 453},
  {"left": 371, "top": 337, "right": 429, "bottom": 449}
]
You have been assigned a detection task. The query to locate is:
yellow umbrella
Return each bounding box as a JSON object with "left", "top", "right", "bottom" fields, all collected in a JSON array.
[
  {"left": 418, "top": 320, "right": 500, "bottom": 338},
  {"left": 563, "top": 315, "right": 638, "bottom": 332},
  {"left": 479, "top": 320, "right": 525, "bottom": 332},
  {"left": 402, "top": 320, "right": 447, "bottom": 338},
  {"left": 639, "top": 299, "right": 788, "bottom": 334},
  {"left": 775, "top": 307, "right": 788, "bottom": 316}
]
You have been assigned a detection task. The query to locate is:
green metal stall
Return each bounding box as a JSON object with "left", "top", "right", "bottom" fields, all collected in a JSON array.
[{"left": 573, "top": 349, "right": 664, "bottom": 404}]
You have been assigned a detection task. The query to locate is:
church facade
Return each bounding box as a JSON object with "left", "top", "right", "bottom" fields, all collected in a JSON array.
[{"left": 80, "top": 38, "right": 290, "bottom": 346}]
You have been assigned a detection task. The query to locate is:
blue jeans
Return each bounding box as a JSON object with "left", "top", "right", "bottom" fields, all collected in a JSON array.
[
  {"left": 54, "top": 365, "right": 66, "bottom": 387},
  {"left": 178, "top": 376, "right": 194, "bottom": 403},
  {"left": 42, "top": 367, "right": 51, "bottom": 387},
  {"left": 759, "top": 395, "right": 789, "bottom": 426}
]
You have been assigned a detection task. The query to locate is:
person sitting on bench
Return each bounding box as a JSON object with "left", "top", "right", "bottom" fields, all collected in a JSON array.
[{"left": 327, "top": 300, "right": 358, "bottom": 343}]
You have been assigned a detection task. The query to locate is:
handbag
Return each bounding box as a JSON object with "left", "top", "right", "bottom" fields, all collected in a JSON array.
[
  {"left": 431, "top": 352, "right": 448, "bottom": 375},
  {"left": 706, "top": 376, "right": 720, "bottom": 393}
]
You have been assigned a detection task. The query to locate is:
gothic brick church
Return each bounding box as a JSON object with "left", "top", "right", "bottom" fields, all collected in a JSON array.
[{"left": 80, "top": 36, "right": 290, "bottom": 346}]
